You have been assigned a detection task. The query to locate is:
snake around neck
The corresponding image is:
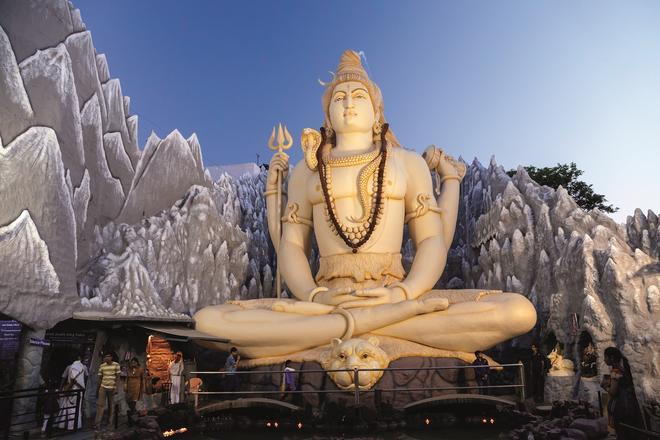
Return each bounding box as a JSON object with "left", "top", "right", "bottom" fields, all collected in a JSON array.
[{"left": 318, "top": 124, "right": 389, "bottom": 253}]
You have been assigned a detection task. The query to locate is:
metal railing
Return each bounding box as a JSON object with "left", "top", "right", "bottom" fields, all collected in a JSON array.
[
  {"left": 620, "top": 422, "right": 660, "bottom": 439},
  {"left": 0, "top": 387, "right": 84, "bottom": 439},
  {"left": 186, "top": 362, "right": 526, "bottom": 408}
]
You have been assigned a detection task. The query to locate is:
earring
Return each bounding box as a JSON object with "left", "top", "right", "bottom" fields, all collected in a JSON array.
[
  {"left": 373, "top": 120, "right": 382, "bottom": 136},
  {"left": 324, "top": 125, "right": 334, "bottom": 140}
]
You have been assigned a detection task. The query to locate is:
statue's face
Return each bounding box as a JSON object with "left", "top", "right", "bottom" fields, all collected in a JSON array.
[{"left": 328, "top": 81, "right": 376, "bottom": 135}]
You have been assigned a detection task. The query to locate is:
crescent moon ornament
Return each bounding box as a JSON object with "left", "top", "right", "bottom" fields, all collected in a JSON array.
[{"left": 318, "top": 71, "right": 336, "bottom": 87}]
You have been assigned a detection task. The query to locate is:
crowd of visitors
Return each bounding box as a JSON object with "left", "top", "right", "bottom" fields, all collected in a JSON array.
[{"left": 31, "top": 342, "right": 646, "bottom": 437}]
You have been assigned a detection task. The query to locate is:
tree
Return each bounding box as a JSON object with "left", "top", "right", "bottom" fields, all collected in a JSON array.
[{"left": 506, "top": 162, "right": 617, "bottom": 213}]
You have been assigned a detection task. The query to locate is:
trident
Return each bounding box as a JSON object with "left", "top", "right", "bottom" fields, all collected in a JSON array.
[{"left": 268, "top": 123, "right": 293, "bottom": 298}]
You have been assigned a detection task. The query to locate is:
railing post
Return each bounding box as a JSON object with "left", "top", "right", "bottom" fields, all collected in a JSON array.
[
  {"left": 353, "top": 369, "right": 360, "bottom": 406},
  {"left": 74, "top": 389, "right": 80, "bottom": 431},
  {"left": 518, "top": 362, "right": 526, "bottom": 402}
]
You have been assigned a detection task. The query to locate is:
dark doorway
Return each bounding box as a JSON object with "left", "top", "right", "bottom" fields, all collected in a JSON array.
[
  {"left": 577, "top": 331, "right": 597, "bottom": 377},
  {"left": 41, "top": 328, "right": 96, "bottom": 388}
]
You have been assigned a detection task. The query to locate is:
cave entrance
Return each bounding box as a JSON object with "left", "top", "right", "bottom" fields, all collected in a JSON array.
[
  {"left": 540, "top": 331, "right": 558, "bottom": 355},
  {"left": 577, "top": 331, "right": 597, "bottom": 378}
]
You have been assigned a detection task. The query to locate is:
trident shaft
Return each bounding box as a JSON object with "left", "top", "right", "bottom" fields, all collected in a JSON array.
[{"left": 267, "top": 123, "right": 292, "bottom": 299}]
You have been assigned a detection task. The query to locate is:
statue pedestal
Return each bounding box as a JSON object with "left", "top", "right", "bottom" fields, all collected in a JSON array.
[
  {"left": 243, "top": 357, "right": 477, "bottom": 410},
  {"left": 544, "top": 374, "right": 576, "bottom": 403},
  {"left": 574, "top": 376, "right": 601, "bottom": 409}
]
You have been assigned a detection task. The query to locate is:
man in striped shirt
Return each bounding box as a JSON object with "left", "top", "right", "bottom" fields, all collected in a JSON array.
[{"left": 94, "top": 353, "right": 120, "bottom": 429}]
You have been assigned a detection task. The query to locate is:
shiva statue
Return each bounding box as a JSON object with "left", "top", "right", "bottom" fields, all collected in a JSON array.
[{"left": 194, "top": 50, "right": 536, "bottom": 385}]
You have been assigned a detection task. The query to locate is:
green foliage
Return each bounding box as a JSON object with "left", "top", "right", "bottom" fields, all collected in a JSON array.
[{"left": 506, "top": 162, "right": 617, "bottom": 213}]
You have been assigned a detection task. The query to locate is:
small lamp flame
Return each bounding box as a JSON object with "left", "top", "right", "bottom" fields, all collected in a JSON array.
[{"left": 163, "top": 427, "right": 188, "bottom": 437}]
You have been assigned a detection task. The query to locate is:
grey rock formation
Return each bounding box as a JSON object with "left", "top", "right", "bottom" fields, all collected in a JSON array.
[
  {"left": 0, "top": 212, "right": 69, "bottom": 329},
  {"left": 11, "top": 329, "right": 48, "bottom": 428},
  {"left": 0, "top": 0, "right": 73, "bottom": 63},
  {"left": 627, "top": 208, "right": 659, "bottom": 259},
  {"left": 20, "top": 43, "right": 86, "bottom": 185},
  {"left": 207, "top": 162, "right": 261, "bottom": 180},
  {"left": 95, "top": 53, "right": 109, "bottom": 83},
  {"left": 102, "top": 132, "right": 135, "bottom": 196},
  {"left": 70, "top": 7, "right": 85, "bottom": 33},
  {"left": 118, "top": 130, "right": 210, "bottom": 224},
  {"left": 0, "top": 24, "right": 33, "bottom": 146},
  {"left": 78, "top": 93, "right": 125, "bottom": 263},
  {"left": 102, "top": 79, "right": 134, "bottom": 164},
  {"left": 72, "top": 170, "right": 90, "bottom": 241},
  {"left": 1, "top": 127, "right": 78, "bottom": 317},
  {"left": 80, "top": 185, "right": 253, "bottom": 317},
  {"left": 125, "top": 114, "right": 140, "bottom": 166},
  {"left": 64, "top": 31, "right": 108, "bottom": 127},
  {"left": 544, "top": 375, "right": 576, "bottom": 403},
  {"left": 429, "top": 158, "right": 660, "bottom": 407}
]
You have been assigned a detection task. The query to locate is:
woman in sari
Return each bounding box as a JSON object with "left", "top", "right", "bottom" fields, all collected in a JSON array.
[
  {"left": 124, "top": 357, "right": 144, "bottom": 418},
  {"left": 602, "top": 347, "right": 644, "bottom": 439}
]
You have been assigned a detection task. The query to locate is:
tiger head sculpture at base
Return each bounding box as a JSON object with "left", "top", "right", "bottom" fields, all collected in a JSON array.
[{"left": 320, "top": 337, "right": 389, "bottom": 390}]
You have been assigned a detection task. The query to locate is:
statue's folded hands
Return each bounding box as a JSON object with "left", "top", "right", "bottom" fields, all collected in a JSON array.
[{"left": 337, "top": 286, "right": 406, "bottom": 308}]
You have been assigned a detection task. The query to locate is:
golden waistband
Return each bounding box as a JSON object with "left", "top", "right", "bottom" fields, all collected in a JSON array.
[{"left": 315, "top": 252, "right": 406, "bottom": 289}]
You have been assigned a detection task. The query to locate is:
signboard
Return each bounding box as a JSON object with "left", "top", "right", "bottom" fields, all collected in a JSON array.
[
  {"left": 45, "top": 331, "right": 96, "bottom": 345},
  {"left": 44, "top": 330, "right": 97, "bottom": 368},
  {"left": 0, "top": 320, "right": 22, "bottom": 360},
  {"left": 29, "top": 337, "right": 51, "bottom": 347}
]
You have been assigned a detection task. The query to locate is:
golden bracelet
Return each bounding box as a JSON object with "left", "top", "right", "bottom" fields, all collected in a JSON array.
[
  {"left": 440, "top": 174, "right": 462, "bottom": 184},
  {"left": 308, "top": 286, "right": 329, "bottom": 303},
  {"left": 388, "top": 281, "right": 414, "bottom": 300},
  {"left": 263, "top": 189, "right": 287, "bottom": 197},
  {"left": 331, "top": 307, "right": 355, "bottom": 340}
]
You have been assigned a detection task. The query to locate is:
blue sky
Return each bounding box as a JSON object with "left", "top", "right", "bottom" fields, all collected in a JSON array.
[{"left": 76, "top": 0, "right": 659, "bottom": 222}]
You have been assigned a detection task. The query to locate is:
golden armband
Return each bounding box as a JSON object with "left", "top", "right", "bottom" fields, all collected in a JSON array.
[
  {"left": 281, "top": 202, "right": 313, "bottom": 227},
  {"left": 404, "top": 192, "right": 443, "bottom": 223}
]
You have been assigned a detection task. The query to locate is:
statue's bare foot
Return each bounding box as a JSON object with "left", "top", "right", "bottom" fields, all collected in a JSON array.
[{"left": 416, "top": 296, "right": 449, "bottom": 314}]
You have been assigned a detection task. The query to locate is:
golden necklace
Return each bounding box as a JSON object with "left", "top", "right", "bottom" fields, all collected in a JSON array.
[{"left": 326, "top": 147, "right": 380, "bottom": 168}]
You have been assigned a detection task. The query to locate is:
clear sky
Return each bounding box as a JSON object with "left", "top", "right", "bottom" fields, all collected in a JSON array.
[{"left": 75, "top": 0, "right": 659, "bottom": 222}]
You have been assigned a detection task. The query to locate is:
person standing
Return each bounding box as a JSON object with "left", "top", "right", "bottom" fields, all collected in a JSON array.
[
  {"left": 124, "top": 357, "right": 144, "bottom": 421},
  {"left": 57, "top": 353, "right": 88, "bottom": 430},
  {"left": 94, "top": 353, "right": 120, "bottom": 430},
  {"left": 530, "top": 344, "right": 549, "bottom": 403},
  {"left": 168, "top": 352, "right": 184, "bottom": 404},
  {"left": 472, "top": 351, "right": 490, "bottom": 394},
  {"left": 602, "top": 347, "right": 645, "bottom": 439},
  {"left": 283, "top": 360, "right": 297, "bottom": 393},
  {"left": 41, "top": 380, "right": 60, "bottom": 435},
  {"left": 224, "top": 347, "right": 240, "bottom": 393}
]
